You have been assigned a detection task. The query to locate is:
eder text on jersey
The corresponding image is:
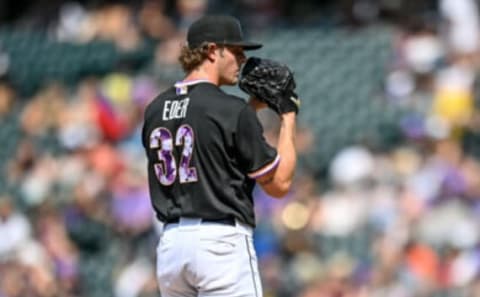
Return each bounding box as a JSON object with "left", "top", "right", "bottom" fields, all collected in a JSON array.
[{"left": 162, "top": 97, "right": 190, "bottom": 121}]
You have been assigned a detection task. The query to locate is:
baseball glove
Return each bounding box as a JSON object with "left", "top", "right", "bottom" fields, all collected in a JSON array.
[{"left": 239, "top": 57, "right": 300, "bottom": 115}]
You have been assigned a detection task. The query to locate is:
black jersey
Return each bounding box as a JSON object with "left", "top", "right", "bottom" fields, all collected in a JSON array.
[{"left": 142, "top": 80, "right": 278, "bottom": 227}]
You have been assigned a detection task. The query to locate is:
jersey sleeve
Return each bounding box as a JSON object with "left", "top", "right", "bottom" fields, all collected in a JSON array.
[{"left": 235, "top": 105, "right": 279, "bottom": 179}]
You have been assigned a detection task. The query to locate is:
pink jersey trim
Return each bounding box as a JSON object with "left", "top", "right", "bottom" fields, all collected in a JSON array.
[{"left": 248, "top": 155, "right": 280, "bottom": 179}]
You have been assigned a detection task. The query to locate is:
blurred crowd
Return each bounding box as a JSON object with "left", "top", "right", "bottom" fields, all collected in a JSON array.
[{"left": 2, "top": 0, "right": 480, "bottom": 297}]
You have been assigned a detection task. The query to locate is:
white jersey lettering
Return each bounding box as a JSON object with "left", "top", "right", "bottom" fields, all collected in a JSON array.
[{"left": 162, "top": 98, "right": 190, "bottom": 120}]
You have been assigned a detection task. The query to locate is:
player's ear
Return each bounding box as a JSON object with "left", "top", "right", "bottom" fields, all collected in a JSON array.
[{"left": 206, "top": 43, "right": 218, "bottom": 62}]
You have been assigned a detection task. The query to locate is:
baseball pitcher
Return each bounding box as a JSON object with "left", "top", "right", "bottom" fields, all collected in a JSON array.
[{"left": 141, "top": 15, "right": 299, "bottom": 297}]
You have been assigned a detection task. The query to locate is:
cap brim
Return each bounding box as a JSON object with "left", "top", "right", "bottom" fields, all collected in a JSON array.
[{"left": 225, "top": 41, "right": 263, "bottom": 50}]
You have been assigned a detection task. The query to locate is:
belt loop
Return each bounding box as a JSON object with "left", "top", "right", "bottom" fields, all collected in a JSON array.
[
  {"left": 234, "top": 219, "right": 253, "bottom": 236},
  {"left": 179, "top": 217, "right": 202, "bottom": 226}
]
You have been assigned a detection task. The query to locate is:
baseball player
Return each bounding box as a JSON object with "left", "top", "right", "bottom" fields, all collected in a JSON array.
[{"left": 141, "top": 15, "right": 298, "bottom": 297}]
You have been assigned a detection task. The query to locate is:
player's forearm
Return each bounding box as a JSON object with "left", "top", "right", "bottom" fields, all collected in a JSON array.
[{"left": 272, "top": 112, "right": 297, "bottom": 196}]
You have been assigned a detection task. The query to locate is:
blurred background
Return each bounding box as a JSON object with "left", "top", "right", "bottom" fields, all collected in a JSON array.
[{"left": 2, "top": 0, "right": 480, "bottom": 296}]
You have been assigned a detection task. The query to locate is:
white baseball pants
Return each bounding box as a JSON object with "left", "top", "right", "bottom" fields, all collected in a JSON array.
[{"left": 156, "top": 217, "right": 263, "bottom": 297}]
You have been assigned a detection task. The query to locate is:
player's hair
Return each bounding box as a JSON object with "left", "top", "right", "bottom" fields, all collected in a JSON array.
[{"left": 178, "top": 42, "right": 210, "bottom": 73}]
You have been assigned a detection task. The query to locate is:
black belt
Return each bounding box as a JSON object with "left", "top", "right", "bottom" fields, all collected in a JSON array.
[{"left": 164, "top": 217, "right": 236, "bottom": 227}]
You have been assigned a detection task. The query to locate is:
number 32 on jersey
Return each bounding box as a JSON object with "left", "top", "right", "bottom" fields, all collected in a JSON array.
[{"left": 149, "top": 124, "right": 198, "bottom": 186}]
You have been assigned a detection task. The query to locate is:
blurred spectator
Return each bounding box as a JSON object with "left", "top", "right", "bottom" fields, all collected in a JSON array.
[
  {"left": 93, "top": 4, "right": 141, "bottom": 51},
  {"left": 0, "top": 79, "right": 14, "bottom": 117},
  {"left": 35, "top": 205, "right": 80, "bottom": 294},
  {"left": 439, "top": 0, "right": 480, "bottom": 58},
  {"left": 57, "top": 79, "right": 101, "bottom": 150},
  {"left": 431, "top": 55, "right": 476, "bottom": 135},
  {"left": 20, "top": 82, "right": 66, "bottom": 138},
  {"left": 109, "top": 169, "right": 153, "bottom": 236},
  {"left": 114, "top": 257, "right": 157, "bottom": 297},
  {"left": 137, "top": 0, "right": 177, "bottom": 41},
  {"left": 0, "top": 196, "right": 31, "bottom": 260},
  {"left": 174, "top": 0, "right": 208, "bottom": 31},
  {"left": 7, "top": 138, "right": 37, "bottom": 186},
  {"left": 55, "top": 2, "right": 92, "bottom": 43}
]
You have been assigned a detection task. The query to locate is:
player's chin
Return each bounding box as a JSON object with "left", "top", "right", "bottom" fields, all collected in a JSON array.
[{"left": 228, "top": 77, "right": 239, "bottom": 85}]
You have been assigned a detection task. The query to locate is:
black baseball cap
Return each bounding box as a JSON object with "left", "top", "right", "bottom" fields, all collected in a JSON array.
[{"left": 187, "top": 15, "right": 262, "bottom": 50}]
